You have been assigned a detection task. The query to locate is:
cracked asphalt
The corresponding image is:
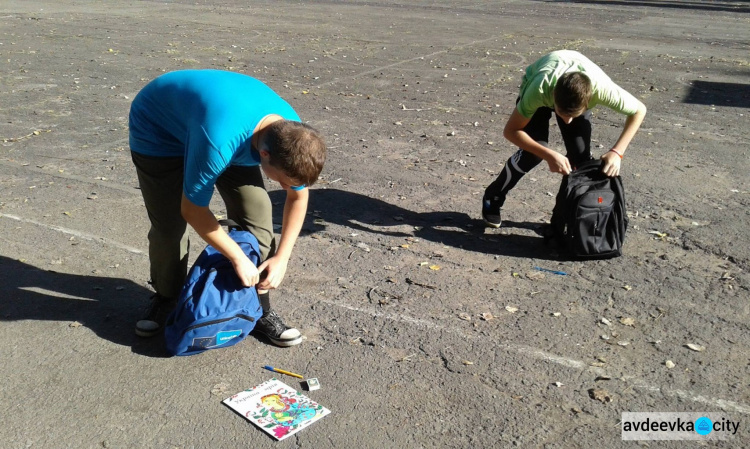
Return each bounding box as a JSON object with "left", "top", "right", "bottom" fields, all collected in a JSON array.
[{"left": 1, "top": 1, "right": 748, "bottom": 447}]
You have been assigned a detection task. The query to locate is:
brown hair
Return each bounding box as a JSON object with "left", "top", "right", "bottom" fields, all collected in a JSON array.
[
  {"left": 262, "top": 120, "right": 326, "bottom": 186},
  {"left": 553, "top": 72, "right": 592, "bottom": 116}
]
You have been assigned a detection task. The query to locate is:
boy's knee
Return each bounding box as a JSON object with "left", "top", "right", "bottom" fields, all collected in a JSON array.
[{"left": 149, "top": 225, "right": 188, "bottom": 244}]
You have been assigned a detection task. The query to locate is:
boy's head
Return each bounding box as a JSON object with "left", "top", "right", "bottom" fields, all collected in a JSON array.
[
  {"left": 553, "top": 72, "right": 592, "bottom": 118},
  {"left": 260, "top": 120, "right": 326, "bottom": 189}
]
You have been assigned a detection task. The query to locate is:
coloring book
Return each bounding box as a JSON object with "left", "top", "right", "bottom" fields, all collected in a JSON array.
[{"left": 223, "top": 378, "right": 330, "bottom": 441}]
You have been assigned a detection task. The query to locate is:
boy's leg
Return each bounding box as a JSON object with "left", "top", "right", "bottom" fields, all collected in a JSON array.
[
  {"left": 131, "top": 152, "right": 189, "bottom": 336},
  {"left": 216, "top": 165, "right": 302, "bottom": 347},
  {"left": 215, "top": 165, "right": 275, "bottom": 260},
  {"left": 482, "top": 107, "right": 551, "bottom": 226},
  {"left": 557, "top": 109, "right": 593, "bottom": 165}
]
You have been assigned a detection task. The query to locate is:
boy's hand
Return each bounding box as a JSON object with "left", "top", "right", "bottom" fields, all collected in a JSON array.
[
  {"left": 600, "top": 151, "right": 622, "bottom": 177},
  {"left": 256, "top": 255, "right": 289, "bottom": 290},
  {"left": 231, "top": 255, "right": 261, "bottom": 287},
  {"left": 546, "top": 152, "right": 572, "bottom": 175}
]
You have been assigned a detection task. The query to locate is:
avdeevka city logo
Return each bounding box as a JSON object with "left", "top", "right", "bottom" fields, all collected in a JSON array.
[
  {"left": 621, "top": 412, "right": 739, "bottom": 440},
  {"left": 695, "top": 417, "right": 713, "bottom": 436}
]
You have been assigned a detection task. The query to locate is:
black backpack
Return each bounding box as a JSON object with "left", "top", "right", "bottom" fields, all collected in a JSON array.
[{"left": 548, "top": 160, "right": 628, "bottom": 259}]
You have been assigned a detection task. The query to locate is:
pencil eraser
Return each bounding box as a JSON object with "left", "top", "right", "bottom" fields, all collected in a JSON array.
[{"left": 303, "top": 378, "right": 320, "bottom": 391}]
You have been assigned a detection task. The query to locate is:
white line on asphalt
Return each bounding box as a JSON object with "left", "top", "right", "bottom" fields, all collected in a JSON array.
[
  {"left": 18, "top": 286, "right": 98, "bottom": 301},
  {"left": 622, "top": 377, "right": 750, "bottom": 415},
  {"left": 314, "top": 37, "right": 527, "bottom": 89},
  {"left": 322, "top": 300, "right": 750, "bottom": 416},
  {"left": 0, "top": 157, "right": 138, "bottom": 194},
  {"left": 0, "top": 213, "right": 145, "bottom": 255}
]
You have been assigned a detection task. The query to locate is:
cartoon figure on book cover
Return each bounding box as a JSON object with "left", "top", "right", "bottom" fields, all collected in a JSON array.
[
  {"left": 225, "top": 379, "right": 330, "bottom": 441},
  {"left": 261, "top": 393, "right": 318, "bottom": 428}
]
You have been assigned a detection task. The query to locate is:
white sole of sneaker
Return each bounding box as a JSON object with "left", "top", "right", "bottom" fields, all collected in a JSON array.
[
  {"left": 483, "top": 218, "right": 502, "bottom": 228},
  {"left": 268, "top": 335, "right": 303, "bottom": 347},
  {"left": 135, "top": 327, "right": 160, "bottom": 338}
]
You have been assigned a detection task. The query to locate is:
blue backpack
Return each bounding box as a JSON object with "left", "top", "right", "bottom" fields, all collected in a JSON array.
[{"left": 164, "top": 226, "right": 264, "bottom": 356}]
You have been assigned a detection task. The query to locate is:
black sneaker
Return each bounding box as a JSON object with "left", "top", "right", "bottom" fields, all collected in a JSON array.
[
  {"left": 252, "top": 310, "right": 302, "bottom": 347},
  {"left": 482, "top": 197, "right": 502, "bottom": 228},
  {"left": 135, "top": 293, "right": 176, "bottom": 337}
]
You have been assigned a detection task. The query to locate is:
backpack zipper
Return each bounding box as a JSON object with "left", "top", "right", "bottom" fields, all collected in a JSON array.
[{"left": 181, "top": 314, "right": 257, "bottom": 337}]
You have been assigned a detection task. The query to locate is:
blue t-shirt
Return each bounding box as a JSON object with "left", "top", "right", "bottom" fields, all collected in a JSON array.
[{"left": 129, "top": 70, "right": 301, "bottom": 206}]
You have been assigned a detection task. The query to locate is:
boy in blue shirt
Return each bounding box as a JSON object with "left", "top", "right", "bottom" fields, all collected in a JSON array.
[
  {"left": 482, "top": 50, "right": 646, "bottom": 226},
  {"left": 129, "top": 70, "right": 326, "bottom": 347}
]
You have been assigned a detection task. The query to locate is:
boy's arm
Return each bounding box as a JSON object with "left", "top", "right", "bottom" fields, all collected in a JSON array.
[
  {"left": 180, "top": 194, "right": 261, "bottom": 287},
  {"left": 256, "top": 186, "right": 308, "bottom": 290},
  {"left": 600, "top": 101, "right": 647, "bottom": 177},
  {"left": 503, "top": 108, "right": 572, "bottom": 175}
]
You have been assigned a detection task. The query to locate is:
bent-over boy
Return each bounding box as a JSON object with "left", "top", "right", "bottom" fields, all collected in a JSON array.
[
  {"left": 129, "top": 69, "right": 326, "bottom": 346},
  {"left": 482, "top": 50, "right": 646, "bottom": 227}
]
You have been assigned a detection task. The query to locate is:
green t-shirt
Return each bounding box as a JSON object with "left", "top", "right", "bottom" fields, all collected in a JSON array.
[{"left": 517, "top": 50, "right": 640, "bottom": 118}]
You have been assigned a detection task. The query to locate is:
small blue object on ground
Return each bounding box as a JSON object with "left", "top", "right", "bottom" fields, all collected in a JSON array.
[{"left": 533, "top": 266, "right": 568, "bottom": 276}]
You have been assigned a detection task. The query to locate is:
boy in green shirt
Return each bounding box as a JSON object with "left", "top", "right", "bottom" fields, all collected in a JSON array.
[{"left": 482, "top": 50, "right": 647, "bottom": 227}]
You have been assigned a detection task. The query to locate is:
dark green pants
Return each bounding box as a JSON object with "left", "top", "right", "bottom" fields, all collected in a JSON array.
[{"left": 131, "top": 152, "right": 276, "bottom": 299}]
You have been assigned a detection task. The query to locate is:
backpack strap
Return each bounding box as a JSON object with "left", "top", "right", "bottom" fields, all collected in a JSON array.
[{"left": 218, "top": 219, "right": 244, "bottom": 231}]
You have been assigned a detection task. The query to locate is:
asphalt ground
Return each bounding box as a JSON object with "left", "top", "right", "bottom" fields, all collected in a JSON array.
[{"left": 1, "top": 1, "right": 749, "bottom": 448}]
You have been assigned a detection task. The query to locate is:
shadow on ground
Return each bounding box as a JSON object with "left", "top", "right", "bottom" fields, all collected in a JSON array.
[
  {"left": 683, "top": 80, "right": 750, "bottom": 108},
  {"left": 0, "top": 256, "right": 170, "bottom": 357},
  {"left": 270, "top": 188, "right": 559, "bottom": 260},
  {"left": 534, "top": 0, "right": 750, "bottom": 14}
]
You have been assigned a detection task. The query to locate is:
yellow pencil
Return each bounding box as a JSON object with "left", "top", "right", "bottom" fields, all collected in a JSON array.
[{"left": 263, "top": 365, "right": 304, "bottom": 379}]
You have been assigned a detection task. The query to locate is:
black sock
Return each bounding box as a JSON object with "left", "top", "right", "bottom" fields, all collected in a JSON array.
[{"left": 259, "top": 292, "right": 271, "bottom": 314}]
